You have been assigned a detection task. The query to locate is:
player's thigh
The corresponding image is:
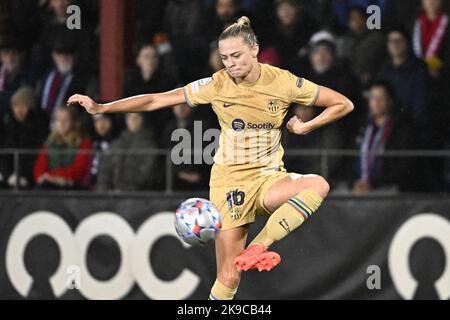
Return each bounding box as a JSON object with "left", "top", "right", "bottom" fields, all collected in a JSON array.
[
  {"left": 263, "top": 174, "right": 329, "bottom": 213},
  {"left": 215, "top": 225, "right": 249, "bottom": 286}
]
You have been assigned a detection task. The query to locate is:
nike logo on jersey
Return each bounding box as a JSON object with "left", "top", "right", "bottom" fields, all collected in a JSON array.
[{"left": 223, "top": 103, "right": 234, "bottom": 108}]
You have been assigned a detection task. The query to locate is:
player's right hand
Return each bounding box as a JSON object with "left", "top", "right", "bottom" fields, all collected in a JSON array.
[{"left": 67, "top": 94, "right": 103, "bottom": 114}]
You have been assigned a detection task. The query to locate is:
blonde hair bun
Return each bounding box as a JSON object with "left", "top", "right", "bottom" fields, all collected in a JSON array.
[
  {"left": 219, "top": 15, "right": 258, "bottom": 46},
  {"left": 237, "top": 16, "right": 251, "bottom": 27}
]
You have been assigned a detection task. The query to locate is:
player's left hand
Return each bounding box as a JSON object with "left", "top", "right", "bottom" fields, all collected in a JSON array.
[{"left": 286, "top": 116, "right": 312, "bottom": 135}]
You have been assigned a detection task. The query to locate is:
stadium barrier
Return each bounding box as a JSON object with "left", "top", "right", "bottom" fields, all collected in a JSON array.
[
  {"left": 1, "top": 148, "right": 449, "bottom": 192},
  {"left": 1, "top": 192, "right": 449, "bottom": 300}
]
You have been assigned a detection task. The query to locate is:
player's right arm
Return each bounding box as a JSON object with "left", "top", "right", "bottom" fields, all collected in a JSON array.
[{"left": 67, "top": 88, "right": 186, "bottom": 114}]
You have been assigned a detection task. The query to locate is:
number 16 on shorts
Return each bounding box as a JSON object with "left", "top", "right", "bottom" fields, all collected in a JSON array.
[{"left": 226, "top": 189, "right": 245, "bottom": 209}]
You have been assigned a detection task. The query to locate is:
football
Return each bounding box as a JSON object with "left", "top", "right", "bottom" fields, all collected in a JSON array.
[{"left": 175, "top": 198, "right": 222, "bottom": 246}]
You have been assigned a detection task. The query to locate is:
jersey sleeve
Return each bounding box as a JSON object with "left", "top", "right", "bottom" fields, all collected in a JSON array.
[
  {"left": 183, "top": 77, "right": 215, "bottom": 107},
  {"left": 287, "top": 72, "right": 320, "bottom": 107}
]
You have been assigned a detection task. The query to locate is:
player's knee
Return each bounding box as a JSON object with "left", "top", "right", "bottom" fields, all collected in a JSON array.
[
  {"left": 314, "top": 175, "right": 330, "bottom": 198},
  {"left": 218, "top": 269, "right": 240, "bottom": 289}
]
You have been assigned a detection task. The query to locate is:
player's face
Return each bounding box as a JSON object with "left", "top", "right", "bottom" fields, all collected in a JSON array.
[{"left": 218, "top": 37, "right": 258, "bottom": 79}]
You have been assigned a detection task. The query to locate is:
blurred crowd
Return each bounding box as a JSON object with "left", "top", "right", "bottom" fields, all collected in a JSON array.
[{"left": 0, "top": 0, "right": 449, "bottom": 194}]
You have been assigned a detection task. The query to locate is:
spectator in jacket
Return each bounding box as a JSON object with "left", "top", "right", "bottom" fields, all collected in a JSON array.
[
  {"left": 124, "top": 43, "right": 175, "bottom": 140},
  {"left": 37, "top": 41, "right": 89, "bottom": 129},
  {"left": 333, "top": 0, "right": 388, "bottom": 30},
  {"left": 0, "top": 87, "right": 48, "bottom": 189},
  {"left": 336, "top": 6, "right": 386, "bottom": 84},
  {"left": 352, "top": 81, "right": 412, "bottom": 195},
  {"left": 204, "top": 0, "right": 251, "bottom": 44},
  {"left": 301, "top": 37, "right": 363, "bottom": 146},
  {"left": 412, "top": 0, "right": 450, "bottom": 148},
  {"left": 283, "top": 104, "right": 344, "bottom": 187},
  {"left": 412, "top": 0, "right": 450, "bottom": 80},
  {"left": 384, "top": 0, "right": 422, "bottom": 32},
  {"left": 164, "top": 0, "right": 209, "bottom": 82},
  {"left": 31, "top": 0, "right": 96, "bottom": 76},
  {"left": 204, "top": 42, "right": 225, "bottom": 75},
  {"left": 0, "top": 35, "right": 33, "bottom": 120},
  {"left": 86, "top": 114, "right": 117, "bottom": 189},
  {"left": 379, "top": 27, "right": 430, "bottom": 146},
  {"left": 268, "top": 0, "right": 319, "bottom": 69},
  {"left": 34, "top": 107, "right": 92, "bottom": 190},
  {"left": 96, "top": 113, "right": 157, "bottom": 191},
  {"left": 160, "top": 103, "right": 214, "bottom": 191}
]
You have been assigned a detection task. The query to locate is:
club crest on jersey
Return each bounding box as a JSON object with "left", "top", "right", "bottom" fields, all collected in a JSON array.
[
  {"left": 268, "top": 100, "right": 280, "bottom": 112},
  {"left": 229, "top": 207, "right": 242, "bottom": 221}
]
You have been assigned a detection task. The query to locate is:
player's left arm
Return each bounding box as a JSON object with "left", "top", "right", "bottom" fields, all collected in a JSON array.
[{"left": 287, "top": 86, "right": 354, "bottom": 136}]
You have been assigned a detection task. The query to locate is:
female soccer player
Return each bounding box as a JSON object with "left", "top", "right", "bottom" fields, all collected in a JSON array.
[{"left": 68, "top": 17, "right": 354, "bottom": 300}]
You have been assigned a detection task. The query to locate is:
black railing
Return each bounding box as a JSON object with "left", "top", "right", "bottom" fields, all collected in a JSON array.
[{"left": 1, "top": 148, "right": 449, "bottom": 193}]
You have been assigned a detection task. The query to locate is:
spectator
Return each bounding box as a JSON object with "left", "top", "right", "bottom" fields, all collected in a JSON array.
[
  {"left": 201, "top": 41, "right": 225, "bottom": 77},
  {"left": 283, "top": 104, "right": 344, "bottom": 186},
  {"left": 334, "top": 0, "right": 388, "bottom": 30},
  {"left": 336, "top": 6, "right": 386, "bottom": 84},
  {"left": 268, "top": 0, "right": 319, "bottom": 69},
  {"left": 124, "top": 43, "right": 175, "bottom": 140},
  {"left": 302, "top": 0, "right": 341, "bottom": 34},
  {"left": 301, "top": 36, "right": 363, "bottom": 144},
  {"left": 86, "top": 114, "right": 117, "bottom": 189},
  {"left": 32, "top": 0, "right": 96, "bottom": 76},
  {"left": 134, "top": 0, "right": 168, "bottom": 42},
  {"left": 207, "top": 42, "right": 225, "bottom": 73},
  {"left": 379, "top": 28, "right": 430, "bottom": 146},
  {"left": 384, "top": 0, "right": 422, "bottom": 32},
  {"left": 412, "top": 0, "right": 450, "bottom": 149},
  {"left": 96, "top": 113, "right": 157, "bottom": 191},
  {"left": 352, "top": 81, "right": 412, "bottom": 195},
  {"left": 147, "top": 32, "right": 181, "bottom": 88},
  {"left": 33, "top": 107, "right": 92, "bottom": 190},
  {"left": 124, "top": 44, "right": 174, "bottom": 96},
  {"left": 37, "top": 41, "right": 88, "bottom": 129},
  {"left": 160, "top": 103, "right": 213, "bottom": 191},
  {"left": 0, "top": 87, "right": 48, "bottom": 189},
  {"left": 0, "top": 35, "right": 32, "bottom": 120},
  {"left": 413, "top": 0, "right": 450, "bottom": 80},
  {"left": 2, "top": 0, "right": 46, "bottom": 52},
  {"left": 258, "top": 46, "right": 282, "bottom": 67},
  {"left": 164, "top": 0, "right": 209, "bottom": 82},
  {"left": 204, "top": 0, "right": 250, "bottom": 43}
]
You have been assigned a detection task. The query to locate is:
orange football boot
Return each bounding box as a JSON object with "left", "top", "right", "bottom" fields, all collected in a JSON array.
[{"left": 234, "top": 244, "right": 281, "bottom": 272}]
